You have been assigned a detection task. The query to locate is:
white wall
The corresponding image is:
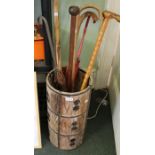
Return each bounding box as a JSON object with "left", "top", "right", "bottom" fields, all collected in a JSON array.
[
  {"left": 109, "top": 42, "right": 120, "bottom": 155},
  {"left": 95, "top": 0, "right": 120, "bottom": 89}
]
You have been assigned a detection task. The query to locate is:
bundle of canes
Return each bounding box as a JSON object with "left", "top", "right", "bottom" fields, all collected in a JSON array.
[
  {"left": 80, "top": 11, "right": 120, "bottom": 90},
  {"left": 66, "top": 5, "right": 100, "bottom": 92},
  {"left": 38, "top": 16, "right": 66, "bottom": 90}
]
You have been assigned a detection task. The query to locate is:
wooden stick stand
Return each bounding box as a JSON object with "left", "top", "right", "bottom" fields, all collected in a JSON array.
[{"left": 46, "top": 69, "right": 91, "bottom": 150}]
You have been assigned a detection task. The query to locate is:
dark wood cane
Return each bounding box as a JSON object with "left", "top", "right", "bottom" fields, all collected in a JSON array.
[{"left": 66, "top": 6, "right": 80, "bottom": 92}]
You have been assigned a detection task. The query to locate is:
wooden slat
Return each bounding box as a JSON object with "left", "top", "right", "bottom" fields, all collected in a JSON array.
[
  {"left": 46, "top": 69, "right": 91, "bottom": 150},
  {"left": 48, "top": 110, "right": 87, "bottom": 135},
  {"left": 49, "top": 130, "right": 83, "bottom": 150}
]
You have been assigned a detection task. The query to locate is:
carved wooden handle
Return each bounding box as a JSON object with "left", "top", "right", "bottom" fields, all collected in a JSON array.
[{"left": 102, "top": 10, "right": 120, "bottom": 22}]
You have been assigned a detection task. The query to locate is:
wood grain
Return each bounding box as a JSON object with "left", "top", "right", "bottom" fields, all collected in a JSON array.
[
  {"left": 54, "top": 0, "right": 62, "bottom": 70},
  {"left": 47, "top": 85, "right": 90, "bottom": 117},
  {"left": 48, "top": 110, "right": 87, "bottom": 135},
  {"left": 46, "top": 69, "right": 91, "bottom": 150},
  {"left": 80, "top": 11, "right": 120, "bottom": 90},
  {"left": 49, "top": 129, "right": 83, "bottom": 150},
  {"left": 66, "top": 6, "right": 80, "bottom": 92}
]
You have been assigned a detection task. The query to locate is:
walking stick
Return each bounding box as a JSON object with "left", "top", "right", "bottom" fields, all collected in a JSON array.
[
  {"left": 38, "top": 16, "right": 66, "bottom": 90},
  {"left": 76, "top": 4, "right": 101, "bottom": 39},
  {"left": 66, "top": 5, "right": 100, "bottom": 91},
  {"left": 73, "top": 16, "right": 90, "bottom": 82},
  {"left": 54, "top": 0, "right": 62, "bottom": 71},
  {"left": 80, "top": 11, "right": 120, "bottom": 90},
  {"left": 66, "top": 6, "right": 80, "bottom": 92},
  {"left": 53, "top": 0, "right": 66, "bottom": 90},
  {"left": 74, "top": 11, "right": 99, "bottom": 81},
  {"left": 77, "top": 15, "right": 90, "bottom": 59},
  {"left": 73, "top": 7, "right": 101, "bottom": 83}
]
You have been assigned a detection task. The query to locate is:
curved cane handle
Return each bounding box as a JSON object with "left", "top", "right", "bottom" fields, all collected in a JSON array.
[
  {"left": 102, "top": 10, "right": 120, "bottom": 22},
  {"left": 80, "top": 4, "right": 101, "bottom": 18},
  {"left": 80, "top": 11, "right": 120, "bottom": 90},
  {"left": 76, "top": 5, "right": 101, "bottom": 47}
]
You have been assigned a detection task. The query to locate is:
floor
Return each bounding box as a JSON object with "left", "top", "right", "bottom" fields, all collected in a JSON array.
[{"left": 35, "top": 88, "right": 116, "bottom": 155}]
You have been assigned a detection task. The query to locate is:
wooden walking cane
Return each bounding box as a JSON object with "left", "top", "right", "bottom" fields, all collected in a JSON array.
[
  {"left": 76, "top": 4, "right": 101, "bottom": 39},
  {"left": 53, "top": 0, "right": 66, "bottom": 90},
  {"left": 73, "top": 16, "right": 90, "bottom": 82},
  {"left": 80, "top": 11, "right": 120, "bottom": 90},
  {"left": 38, "top": 16, "right": 66, "bottom": 90},
  {"left": 74, "top": 11, "right": 100, "bottom": 82},
  {"left": 77, "top": 15, "right": 90, "bottom": 60},
  {"left": 73, "top": 6, "right": 101, "bottom": 84},
  {"left": 54, "top": 0, "right": 62, "bottom": 71},
  {"left": 66, "top": 6, "right": 80, "bottom": 92},
  {"left": 66, "top": 5, "right": 100, "bottom": 91}
]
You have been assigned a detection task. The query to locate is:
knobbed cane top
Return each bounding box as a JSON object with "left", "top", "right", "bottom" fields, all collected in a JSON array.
[{"left": 69, "top": 6, "right": 80, "bottom": 16}]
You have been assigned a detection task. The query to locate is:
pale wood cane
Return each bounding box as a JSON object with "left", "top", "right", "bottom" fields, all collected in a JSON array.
[
  {"left": 54, "top": 0, "right": 61, "bottom": 70},
  {"left": 80, "top": 11, "right": 120, "bottom": 90},
  {"left": 53, "top": 0, "right": 66, "bottom": 90}
]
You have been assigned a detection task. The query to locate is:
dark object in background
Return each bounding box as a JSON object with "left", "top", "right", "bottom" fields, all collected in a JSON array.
[
  {"left": 37, "top": 83, "right": 47, "bottom": 120},
  {"left": 41, "top": 0, "right": 53, "bottom": 66},
  {"left": 88, "top": 89, "right": 109, "bottom": 119}
]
